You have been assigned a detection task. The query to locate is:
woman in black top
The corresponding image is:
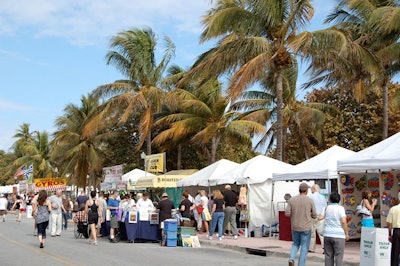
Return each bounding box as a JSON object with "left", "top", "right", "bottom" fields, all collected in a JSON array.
[
  {"left": 85, "top": 191, "right": 103, "bottom": 246},
  {"left": 179, "top": 192, "right": 193, "bottom": 219},
  {"left": 207, "top": 190, "right": 225, "bottom": 241}
]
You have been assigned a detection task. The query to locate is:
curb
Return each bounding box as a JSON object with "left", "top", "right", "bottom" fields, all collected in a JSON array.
[{"left": 199, "top": 240, "right": 359, "bottom": 266}]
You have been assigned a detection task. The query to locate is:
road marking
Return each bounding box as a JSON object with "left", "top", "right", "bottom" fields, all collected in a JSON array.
[{"left": 0, "top": 232, "right": 86, "bottom": 266}]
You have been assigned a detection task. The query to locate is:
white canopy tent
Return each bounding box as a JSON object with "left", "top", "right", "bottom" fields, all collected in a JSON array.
[
  {"left": 273, "top": 145, "right": 356, "bottom": 181},
  {"left": 337, "top": 132, "right": 400, "bottom": 173},
  {"left": 121, "top": 169, "right": 155, "bottom": 184},
  {"left": 213, "top": 155, "right": 296, "bottom": 231},
  {"left": 176, "top": 159, "right": 239, "bottom": 187}
]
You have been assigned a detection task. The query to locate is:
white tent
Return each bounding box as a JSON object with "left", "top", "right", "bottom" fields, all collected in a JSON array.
[
  {"left": 337, "top": 132, "right": 400, "bottom": 173},
  {"left": 273, "top": 145, "right": 356, "bottom": 181},
  {"left": 176, "top": 159, "right": 239, "bottom": 187},
  {"left": 213, "top": 155, "right": 293, "bottom": 185},
  {"left": 121, "top": 169, "right": 155, "bottom": 184},
  {"left": 211, "top": 155, "right": 296, "bottom": 230}
]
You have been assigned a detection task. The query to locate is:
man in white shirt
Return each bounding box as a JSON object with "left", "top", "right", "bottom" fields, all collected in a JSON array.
[
  {"left": 308, "top": 184, "right": 327, "bottom": 253},
  {"left": 136, "top": 191, "right": 154, "bottom": 211},
  {"left": 0, "top": 194, "right": 8, "bottom": 222},
  {"left": 49, "top": 190, "right": 66, "bottom": 237}
]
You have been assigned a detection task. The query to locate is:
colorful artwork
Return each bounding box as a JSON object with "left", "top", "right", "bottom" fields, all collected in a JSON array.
[
  {"left": 355, "top": 175, "right": 367, "bottom": 191},
  {"left": 382, "top": 172, "right": 394, "bottom": 190},
  {"left": 345, "top": 209, "right": 355, "bottom": 216},
  {"left": 341, "top": 175, "right": 354, "bottom": 186},
  {"left": 349, "top": 230, "right": 357, "bottom": 236},
  {"left": 367, "top": 177, "right": 379, "bottom": 188},
  {"left": 371, "top": 189, "right": 379, "bottom": 198},
  {"left": 348, "top": 222, "right": 358, "bottom": 229},
  {"left": 381, "top": 191, "right": 398, "bottom": 207},
  {"left": 346, "top": 216, "right": 352, "bottom": 223},
  {"left": 341, "top": 187, "right": 355, "bottom": 194},
  {"left": 343, "top": 194, "right": 356, "bottom": 206}
]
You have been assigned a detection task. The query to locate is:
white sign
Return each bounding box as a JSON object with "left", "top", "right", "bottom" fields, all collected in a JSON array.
[{"left": 360, "top": 227, "right": 391, "bottom": 266}]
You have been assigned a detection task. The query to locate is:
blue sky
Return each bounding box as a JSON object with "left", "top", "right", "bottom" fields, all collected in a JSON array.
[{"left": 0, "top": 0, "right": 335, "bottom": 151}]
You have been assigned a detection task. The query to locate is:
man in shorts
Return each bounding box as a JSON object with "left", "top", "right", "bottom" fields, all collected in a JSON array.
[
  {"left": 0, "top": 194, "right": 8, "bottom": 222},
  {"left": 107, "top": 191, "right": 120, "bottom": 243}
]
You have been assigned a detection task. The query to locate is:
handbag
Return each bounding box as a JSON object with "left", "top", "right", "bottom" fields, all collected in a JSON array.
[
  {"left": 356, "top": 200, "right": 371, "bottom": 216},
  {"left": 196, "top": 205, "right": 204, "bottom": 214},
  {"left": 203, "top": 208, "right": 211, "bottom": 221},
  {"left": 316, "top": 219, "right": 325, "bottom": 236}
]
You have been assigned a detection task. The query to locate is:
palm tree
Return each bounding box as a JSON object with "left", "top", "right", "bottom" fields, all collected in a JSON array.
[
  {"left": 293, "top": 0, "right": 400, "bottom": 139},
  {"left": 85, "top": 28, "right": 175, "bottom": 155},
  {"left": 51, "top": 95, "right": 111, "bottom": 189},
  {"left": 185, "top": 0, "right": 314, "bottom": 161},
  {"left": 153, "top": 78, "right": 265, "bottom": 163}
]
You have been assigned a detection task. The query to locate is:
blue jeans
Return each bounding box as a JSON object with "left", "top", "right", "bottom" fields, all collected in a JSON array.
[
  {"left": 209, "top": 212, "right": 225, "bottom": 237},
  {"left": 289, "top": 230, "right": 311, "bottom": 266}
]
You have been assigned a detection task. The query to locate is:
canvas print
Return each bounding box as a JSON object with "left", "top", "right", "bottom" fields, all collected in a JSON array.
[
  {"left": 190, "top": 236, "right": 201, "bottom": 248},
  {"left": 129, "top": 211, "right": 137, "bottom": 223}
]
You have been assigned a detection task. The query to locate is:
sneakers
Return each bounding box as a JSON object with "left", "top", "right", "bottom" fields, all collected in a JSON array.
[
  {"left": 39, "top": 243, "right": 44, "bottom": 248},
  {"left": 233, "top": 235, "right": 238, "bottom": 240},
  {"left": 110, "top": 238, "right": 118, "bottom": 243},
  {"left": 218, "top": 237, "right": 222, "bottom": 241},
  {"left": 288, "top": 259, "right": 294, "bottom": 266},
  {"left": 207, "top": 236, "right": 212, "bottom": 240}
]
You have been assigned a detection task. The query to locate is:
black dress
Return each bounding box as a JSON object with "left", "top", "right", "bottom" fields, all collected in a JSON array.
[{"left": 87, "top": 201, "right": 99, "bottom": 225}]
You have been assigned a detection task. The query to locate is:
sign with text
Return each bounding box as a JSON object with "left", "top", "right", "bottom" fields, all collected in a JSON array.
[
  {"left": 103, "top": 165, "right": 123, "bottom": 183},
  {"left": 360, "top": 227, "right": 391, "bottom": 265},
  {"left": 34, "top": 178, "right": 67, "bottom": 191},
  {"left": 144, "top": 153, "right": 166, "bottom": 173}
]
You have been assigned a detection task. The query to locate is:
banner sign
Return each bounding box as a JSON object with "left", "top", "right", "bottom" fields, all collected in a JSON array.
[
  {"left": 103, "top": 165, "right": 123, "bottom": 183},
  {"left": 34, "top": 178, "right": 67, "bottom": 192},
  {"left": 144, "top": 153, "right": 166, "bottom": 173}
]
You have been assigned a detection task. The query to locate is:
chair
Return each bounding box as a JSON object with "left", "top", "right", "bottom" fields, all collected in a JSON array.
[{"left": 74, "top": 221, "right": 89, "bottom": 239}]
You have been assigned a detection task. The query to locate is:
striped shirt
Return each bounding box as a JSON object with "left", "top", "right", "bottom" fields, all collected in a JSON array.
[{"left": 323, "top": 203, "right": 346, "bottom": 239}]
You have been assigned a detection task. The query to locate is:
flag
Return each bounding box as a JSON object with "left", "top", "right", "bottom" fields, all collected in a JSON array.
[
  {"left": 14, "top": 166, "right": 27, "bottom": 177},
  {"left": 24, "top": 164, "right": 33, "bottom": 180}
]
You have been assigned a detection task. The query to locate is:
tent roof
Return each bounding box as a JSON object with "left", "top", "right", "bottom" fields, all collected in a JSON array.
[
  {"left": 176, "top": 159, "right": 239, "bottom": 187},
  {"left": 121, "top": 169, "right": 155, "bottom": 183},
  {"left": 214, "top": 155, "right": 293, "bottom": 185},
  {"left": 272, "top": 145, "right": 356, "bottom": 181},
  {"left": 337, "top": 132, "right": 400, "bottom": 173}
]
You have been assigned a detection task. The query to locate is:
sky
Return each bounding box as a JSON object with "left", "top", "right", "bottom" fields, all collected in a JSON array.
[{"left": 0, "top": 0, "right": 335, "bottom": 152}]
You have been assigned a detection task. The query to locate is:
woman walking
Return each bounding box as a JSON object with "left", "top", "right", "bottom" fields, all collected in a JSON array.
[
  {"left": 208, "top": 190, "right": 225, "bottom": 241},
  {"left": 32, "top": 190, "right": 51, "bottom": 248},
  {"left": 11, "top": 195, "right": 24, "bottom": 222},
  {"left": 321, "top": 192, "right": 349, "bottom": 266},
  {"left": 85, "top": 191, "right": 103, "bottom": 246}
]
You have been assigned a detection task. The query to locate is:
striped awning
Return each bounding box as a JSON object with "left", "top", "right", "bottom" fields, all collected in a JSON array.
[{"left": 34, "top": 186, "right": 66, "bottom": 192}]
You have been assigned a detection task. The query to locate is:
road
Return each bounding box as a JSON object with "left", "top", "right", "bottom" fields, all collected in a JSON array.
[{"left": 0, "top": 213, "right": 321, "bottom": 266}]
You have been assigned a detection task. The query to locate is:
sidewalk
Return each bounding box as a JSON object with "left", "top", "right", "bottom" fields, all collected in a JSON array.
[{"left": 198, "top": 233, "right": 360, "bottom": 266}]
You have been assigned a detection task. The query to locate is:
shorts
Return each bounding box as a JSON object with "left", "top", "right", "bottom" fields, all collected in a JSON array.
[
  {"left": 0, "top": 210, "right": 6, "bottom": 215},
  {"left": 110, "top": 215, "right": 119, "bottom": 229},
  {"left": 88, "top": 213, "right": 99, "bottom": 225}
]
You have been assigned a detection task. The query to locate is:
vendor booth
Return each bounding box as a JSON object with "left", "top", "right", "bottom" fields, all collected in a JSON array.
[
  {"left": 337, "top": 132, "right": 400, "bottom": 239},
  {"left": 272, "top": 145, "right": 356, "bottom": 240},
  {"left": 122, "top": 169, "right": 155, "bottom": 190}
]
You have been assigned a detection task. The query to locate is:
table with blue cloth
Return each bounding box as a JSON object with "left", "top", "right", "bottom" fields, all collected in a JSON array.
[{"left": 124, "top": 212, "right": 162, "bottom": 242}]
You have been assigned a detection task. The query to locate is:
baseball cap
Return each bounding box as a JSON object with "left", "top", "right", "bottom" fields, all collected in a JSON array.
[{"left": 161, "top": 192, "right": 168, "bottom": 198}]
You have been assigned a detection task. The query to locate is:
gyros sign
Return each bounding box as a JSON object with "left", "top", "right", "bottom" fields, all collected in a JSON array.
[{"left": 34, "top": 178, "right": 66, "bottom": 188}]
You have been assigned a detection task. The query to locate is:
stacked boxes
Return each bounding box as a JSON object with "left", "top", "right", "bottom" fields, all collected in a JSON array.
[{"left": 164, "top": 219, "right": 178, "bottom": 247}]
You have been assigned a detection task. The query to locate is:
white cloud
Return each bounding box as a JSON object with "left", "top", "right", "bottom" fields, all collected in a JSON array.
[{"left": 0, "top": 0, "right": 212, "bottom": 46}]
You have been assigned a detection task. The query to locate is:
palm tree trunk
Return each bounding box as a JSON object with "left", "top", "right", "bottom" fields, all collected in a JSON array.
[
  {"left": 177, "top": 144, "right": 182, "bottom": 170},
  {"left": 210, "top": 135, "right": 220, "bottom": 164},
  {"left": 146, "top": 131, "right": 152, "bottom": 155},
  {"left": 382, "top": 79, "right": 388, "bottom": 139},
  {"left": 275, "top": 69, "right": 284, "bottom": 161}
]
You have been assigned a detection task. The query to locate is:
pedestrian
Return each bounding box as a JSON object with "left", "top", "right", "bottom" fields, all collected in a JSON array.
[
  {"left": 179, "top": 192, "right": 193, "bottom": 220},
  {"left": 62, "top": 194, "right": 70, "bottom": 229},
  {"left": 97, "top": 192, "right": 108, "bottom": 237},
  {"left": 285, "top": 182, "right": 317, "bottom": 266},
  {"left": 107, "top": 191, "right": 120, "bottom": 243},
  {"left": 223, "top": 185, "right": 238, "bottom": 239},
  {"left": 360, "top": 189, "right": 377, "bottom": 227},
  {"left": 157, "top": 192, "right": 175, "bottom": 244},
  {"left": 208, "top": 190, "right": 225, "bottom": 241},
  {"left": 85, "top": 191, "right": 103, "bottom": 246},
  {"left": 73, "top": 204, "right": 89, "bottom": 238},
  {"left": 76, "top": 191, "right": 89, "bottom": 207},
  {"left": 308, "top": 184, "right": 327, "bottom": 253},
  {"left": 321, "top": 192, "right": 349, "bottom": 266},
  {"left": 200, "top": 190, "right": 210, "bottom": 235},
  {"left": 32, "top": 190, "right": 51, "bottom": 248},
  {"left": 0, "top": 194, "right": 8, "bottom": 222},
  {"left": 11, "top": 195, "right": 24, "bottom": 222},
  {"left": 387, "top": 192, "right": 400, "bottom": 266},
  {"left": 193, "top": 191, "right": 203, "bottom": 232},
  {"left": 49, "top": 190, "right": 65, "bottom": 237}
]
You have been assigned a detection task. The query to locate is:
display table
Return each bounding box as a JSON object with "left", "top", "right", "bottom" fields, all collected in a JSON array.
[{"left": 124, "top": 214, "right": 161, "bottom": 242}]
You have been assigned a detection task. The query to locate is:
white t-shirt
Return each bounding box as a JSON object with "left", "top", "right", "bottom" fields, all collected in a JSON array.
[
  {"left": 137, "top": 198, "right": 154, "bottom": 211},
  {"left": 0, "top": 198, "right": 7, "bottom": 210},
  {"left": 322, "top": 203, "right": 346, "bottom": 239},
  {"left": 201, "top": 195, "right": 209, "bottom": 211}
]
